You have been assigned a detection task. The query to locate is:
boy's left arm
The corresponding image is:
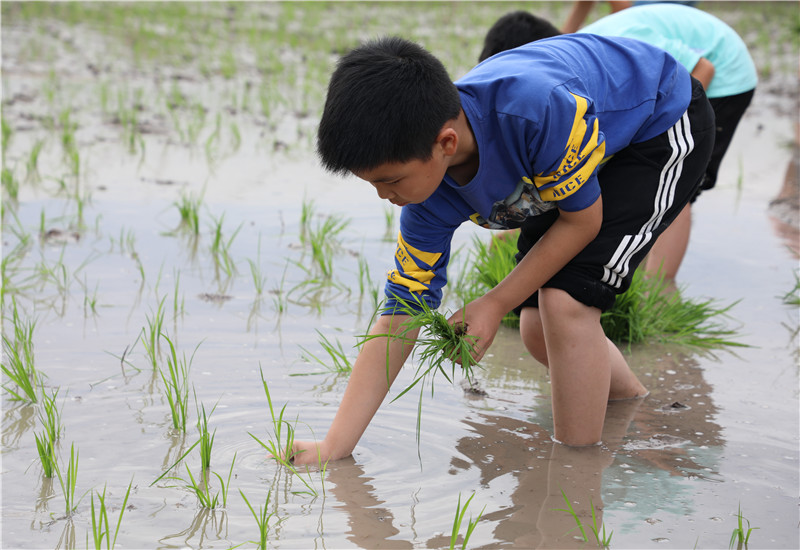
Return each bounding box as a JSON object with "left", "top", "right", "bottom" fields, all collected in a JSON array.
[{"left": 450, "top": 195, "right": 603, "bottom": 361}]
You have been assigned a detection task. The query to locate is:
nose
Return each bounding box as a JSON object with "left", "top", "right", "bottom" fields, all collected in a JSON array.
[{"left": 373, "top": 183, "right": 394, "bottom": 200}]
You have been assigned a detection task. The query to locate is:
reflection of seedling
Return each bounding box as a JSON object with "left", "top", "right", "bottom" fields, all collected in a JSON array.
[
  {"left": 249, "top": 367, "right": 326, "bottom": 498},
  {"left": 449, "top": 492, "right": 485, "bottom": 550},
  {"left": 240, "top": 489, "right": 275, "bottom": 550},
  {"left": 729, "top": 503, "right": 758, "bottom": 549},
  {"left": 297, "top": 329, "right": 354, "bottom": 374},
  {"left": 88, "top": 479, "right": 132, "bottom": 550}
]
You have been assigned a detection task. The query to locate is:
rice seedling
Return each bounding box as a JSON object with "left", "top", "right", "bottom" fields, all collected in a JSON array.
[
  {"left": 600, "top": 270, "right": 744, "bottom": 348},
  {"left": 248, "top": 367, "right": 326, "bottom": 498},
  {"left": 449, "top": 492, "right": 484, "bottom": 550},
  {"left": 140, "top": 297, "right": 166, "bottom": 370},
  {"left": 34, "top": 431, "right": 57, "bottom": 478},
  {"left": 455, "top": 233, "right": 744, "bottom": 347},
  {"left": 1, "top": 301, "right": 39, "bottom": 403},
  {"left": 307, "top": 213, "right": 350, "bottom": 278},
  {"left": 25, "top": 139, "right": 44, "bottom": 182},
  {"left": 553, "top": 489, "right": 612, "bottom": 549},
  {"left": 209, "top": 213, "right": 242, "bottom": 278},
  {"left": 453, "top": 233, "right": 520, "bottom": 327},
  {"left": 172, "top": 454, "right": 236, "bottom": 510},
  {"left": 271, "top": 262, "right": 290, "bottom": 315},
  {"left": 88, "top": 479, "right": 132, "bottom": 550},
  {"left": 247, "top": 234, "right": 268, "bottom": 295},
  {"left": 174, "top": 192, "right": 202, "bottom": 235},
  {"left": 156, "top": 333, "right": 198, "bottom": 433},
  {"left": 297, "top": 329, "right": 354, "bottom": 374},
  {"left": 365, "top": 293, "right": 481, "bottom": 400},
  {"left": 2, "top": 167, "right": 19, "bottom": 202},
  {"left": 383, "top": 205, "right": 397, "bottom": 241},
  {"left": 239, "top": 489, "right": 275, "bottom": 550},
  {"left": 54, "top": 442, "right": 85, "bottom": 517},
  {"left": 37, "top": 386, "right": 64, "bottom": 444},
  {"left": 729, "top": 503, "right": 758, "bottom": 549},
  {"left": 781, "top": 270, "right": 800, "bottom": 305},
  {"left": 1, "top": 114, "right": 11, "bottom": 157}
]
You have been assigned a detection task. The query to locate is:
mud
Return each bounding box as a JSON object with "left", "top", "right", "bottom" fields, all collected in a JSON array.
[{"left": 2, "top": 2, "right": 798, "bottom": 549}]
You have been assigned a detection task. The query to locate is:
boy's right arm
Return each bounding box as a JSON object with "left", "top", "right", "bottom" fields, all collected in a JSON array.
[{"left": 291, "top": 313, "right": 419, "bottom": 465}]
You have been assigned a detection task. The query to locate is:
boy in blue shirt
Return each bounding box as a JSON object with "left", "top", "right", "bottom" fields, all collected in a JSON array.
[
  {"left": 291, "top": 34, "right": 714, "bottom": 464},
  {"left": 481, "top": 4, "right": 757, "bottom": 287}
]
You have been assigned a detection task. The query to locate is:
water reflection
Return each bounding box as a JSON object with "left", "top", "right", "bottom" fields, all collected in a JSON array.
[
  {"left": 327, "top": 457, "right": 413, "bottom": 549},
  {"left": 159, "top": 508, "right": 230, "bottom": 549},
  {"left": 323, "top": 341, "right": 725, "bottom": 547}
]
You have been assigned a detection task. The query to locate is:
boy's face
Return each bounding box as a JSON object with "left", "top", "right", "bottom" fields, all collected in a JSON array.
[{"left": 353, "top": 154, "right": 447, "bottom": 207}]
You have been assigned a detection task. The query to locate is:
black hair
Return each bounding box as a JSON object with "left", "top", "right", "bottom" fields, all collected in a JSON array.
[
  {"left": 317, "top": 36, "right": 461, "bottom": 175},
  {"left": 479, "top": 11, "right": 561, "bottom": 62}
]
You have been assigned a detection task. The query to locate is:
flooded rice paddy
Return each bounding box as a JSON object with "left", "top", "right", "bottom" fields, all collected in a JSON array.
[{"left": 2, "top": 2, "right": 799, "bottom": 549}]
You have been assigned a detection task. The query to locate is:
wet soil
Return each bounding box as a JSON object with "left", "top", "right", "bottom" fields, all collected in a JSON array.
[{"left": 2, "top": 2, "right": 798, "bottom": 549}]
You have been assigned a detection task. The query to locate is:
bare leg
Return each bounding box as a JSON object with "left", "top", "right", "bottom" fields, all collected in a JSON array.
[
  {"left": 645, "top": 203, "right": 692, "bottom": 290},
  {"left": 520, "top": 303, "right": 647, "bottom": 402},
  {"left": 520, "top": 289, "right": 647, "bottom": 445}
]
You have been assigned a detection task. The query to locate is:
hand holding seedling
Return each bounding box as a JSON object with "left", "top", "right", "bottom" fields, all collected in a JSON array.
[{"left": 447, "top": 294, "right": 507, "bottom": 365}]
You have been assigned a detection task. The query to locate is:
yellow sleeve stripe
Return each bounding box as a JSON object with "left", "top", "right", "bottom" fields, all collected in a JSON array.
[
  {"left": 537, "top": 139, "right": 606, "bottom": 201},
  {"left": 532, "top": 93, "right": 605, "bottom": 201},
  {"left": 387, "top": 270, "right": 432, "bottom": 293},
  {"left": 397, "top": 232, "right": 442, "bottom": 266},
  {"left": 386, "top": 232, "right": 441, "bottom": 293}
]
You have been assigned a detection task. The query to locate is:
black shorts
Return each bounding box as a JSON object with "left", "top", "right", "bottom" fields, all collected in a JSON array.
[
  {"left": 693, "top": 88, "right": 755, "bottom": 200},
  {"left": 514, "top": 77, "right": 716, "bottom": 313}
]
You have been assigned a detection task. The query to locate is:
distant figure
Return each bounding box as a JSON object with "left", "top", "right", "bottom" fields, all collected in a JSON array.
[
  {"left": 560, "top": 0, "right": 698, "bottom": 33},
  {"left": 480, "top": 4, "right": 757, "bottom": 289}
]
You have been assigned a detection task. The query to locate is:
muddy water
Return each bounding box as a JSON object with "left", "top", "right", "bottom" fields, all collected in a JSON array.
[{"left": 2, "top": 2, "right": 799, "bottom": 549}]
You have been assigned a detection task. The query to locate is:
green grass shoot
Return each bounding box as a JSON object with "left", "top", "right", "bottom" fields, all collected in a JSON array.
[
  {"left": 37, "top": 385, "right": 64, "bottom": 444},
  {"left": 1, "top": 301, "right": 40, "bottom": 403},
  {"left": 240, "top": 489, "right": 275, "bottom": 550},
  {"left": 34, "top": 431, "right": 57, "bottom": 478},
  {"left": 600, "top": 269, "right": 745, "bottom": 348},
  {"left": 729, "top": 503, "right": 758, "bottom": 549},
  {"left": 88, "top": 479, "right": 133, "bottom": 550},
  {"left": 366, "top": 293, "right": 482, "bottom": 401},
  {"left": 54, "top": 442, "right": 85, "bottom": 516},
  {"left": 156, "top": 333, "right": 198, "bottom": 432},
  {"left": 781, "top": 270, "right": 800, "bottom": 305},
  {"left": 449, "top": 492, "right": 485, "bottom": 550},
  {"left": 140, "top": 297, "right": 166, "bottom": 369},
  {"left": 174, "top": 192, "right": 202, "bottom": 235},
  {"left": 248, "top": 367, "right": 326, "bottom": 498},
  {"left": 454, "top": 232, "right": 745, "bottom": 348},
  {"left": 297, "top": 329, "right": 354, "bottom": 374},
  {"left": 553, "top": 489, "right": 612, "bottom": 549}
]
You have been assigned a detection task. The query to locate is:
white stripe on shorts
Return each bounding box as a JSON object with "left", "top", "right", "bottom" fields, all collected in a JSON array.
[{"left": 601, "top": 111, "right": 695, "bottom": 288}]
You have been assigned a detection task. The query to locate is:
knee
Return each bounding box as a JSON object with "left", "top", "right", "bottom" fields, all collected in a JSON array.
[{"left": 519, "top": 307, "right": 548, "bottom": 367}]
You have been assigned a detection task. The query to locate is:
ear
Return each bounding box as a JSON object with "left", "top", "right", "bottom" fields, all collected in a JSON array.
[{"left": 435, "top": 125, "right": 459, "bottom": 157}]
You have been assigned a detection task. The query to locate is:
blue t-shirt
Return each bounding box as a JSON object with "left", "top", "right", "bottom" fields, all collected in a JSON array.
[
  {"left": 580, "top": 3, "right": 757, "bottom": 98},
  {"left": 384, "top": 34, "right": 691, "bottom": 312}
]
